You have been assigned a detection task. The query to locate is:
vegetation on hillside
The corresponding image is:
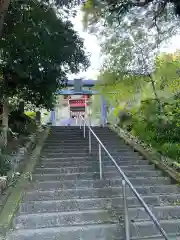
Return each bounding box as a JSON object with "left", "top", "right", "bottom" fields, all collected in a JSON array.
[
  {"left": 83, "top": 0, "right": 180, "bottom": 165},
  {"left": 94, "top": 51, "right": 180, "bottom": 165}
]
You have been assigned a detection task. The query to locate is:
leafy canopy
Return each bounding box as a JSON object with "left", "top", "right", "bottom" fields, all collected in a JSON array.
[{"left": 0, "top": 0, "right": 89, "bottom": 109}]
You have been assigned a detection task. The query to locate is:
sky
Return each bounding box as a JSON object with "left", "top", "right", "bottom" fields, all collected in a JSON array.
[
  {"left": 68, "top": 10, "right": 180, "bottom": 80},
  {"left": 161, "top": 35, "right": 180, "bottom": 53},
  {"left": 68, "top": 10, "right": 101, "bottom": 80}
]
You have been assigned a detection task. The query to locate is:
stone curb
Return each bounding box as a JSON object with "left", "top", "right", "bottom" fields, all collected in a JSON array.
[
  {"left": 110, "top": 125, "right": 180, "bottom": 184},
  {"left": 0, "top": 127, "right": 50, "bottom": 237}
]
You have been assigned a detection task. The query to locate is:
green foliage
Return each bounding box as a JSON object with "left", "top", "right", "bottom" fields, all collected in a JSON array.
[
  {"left": 83, "top": 0, "right": 180, "bottom": 165},
  {"left": 9, "top": 111, "right": 37, "bottom": 135},
  {"left": 0, "top": 0, "right": 89, "bottom": 109},
  {"left": 99, "top": 50, "right": 180, "bottom": 163},
  {"left": 155, "top": 51, "right": 180, "bottom": 96},
  {"left": 81, "top": 0, "right": 180, "bottom": 28},
  {"left": 0, "top": 151, "right": 10, "bottom": 176},
  {"left": 129, "top": 98, "right": 180, "bottom": 161},
  {"left": 25, "top": 112, "right": 36, "bottom": 119},
  {"left": 160, "top": 143, "right": 180, "bottom": 161}
]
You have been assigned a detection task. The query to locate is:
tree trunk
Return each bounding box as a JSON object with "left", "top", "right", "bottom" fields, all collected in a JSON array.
[
  {"left": 18, "top": 101, "right": 24, "bottom": 114},
  {"left": 2, "top": 97, "right": 9, "bottom": 146},
  {"left": 0, "top": 0, "right": 10, "bottom": 37},
  {"left": 149, "top": 74, "right": 162, "bottom": 112}
]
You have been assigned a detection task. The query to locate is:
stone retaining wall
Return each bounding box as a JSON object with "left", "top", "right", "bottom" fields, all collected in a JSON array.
[{"left": 0, "top": 127, "right": 45, "bottom": 197}]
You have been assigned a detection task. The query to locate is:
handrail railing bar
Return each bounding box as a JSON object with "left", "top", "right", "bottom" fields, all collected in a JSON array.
[{"left": 81, "top": 117, "right": 169, "bottom": 240}]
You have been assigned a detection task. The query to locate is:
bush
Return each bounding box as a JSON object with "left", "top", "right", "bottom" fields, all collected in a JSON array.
[
  {"left": 9, "top": 110, "right": 37, "bottom": 135},
  {"left": 158, "top": 143, "right": 180, "bottom": 162},
  {"left": 25, "top": 111, "right": 36, "bottom": 119},
  {"left": 0, "top": 151, "right": 10, "bottom": 176},
  {"left": 126, "top": 98, "right": 180, "bottom": 160}
]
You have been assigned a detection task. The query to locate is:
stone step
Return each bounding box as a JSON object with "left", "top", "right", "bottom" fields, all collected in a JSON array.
[
  {"left": 15, "top": 205, "right": 180, "bottom": 230},
  {"left": 48, "top": 135, "right": 83, "bottom": 138},
  {"left": 44, "top": 141, "right": 88, "bottom": 145},
  {"left": 47, "top": 133, "right": 117, "bottom": 137},
  {"left": 48, "top": 136, "right": 120, "bottom": 140},
  {"left": 42, "top": 152, "right": 141, "bottom": 157},
  {"left": 43, "top": 144, "right": 133, "bottom": 150},
  {"left": 38, "top": 159, "right": 150, "bottom": 167},
  {"left": 14, "top": 209, "right": 118, "bottom": 230},
  {"left": 33, "top": 169, "right": 162, "bottom": 179},
  {"left": 42, "top": 149, "right": 133, "bottom": 154},
  {"left": 41, "top": 156, "right": 91, "bottom": 161},
  {"left": 44, "top": 145, "right": 131, "bottom": 150},
  {"left": 46, "top": 136, "right": 84, "bottom": 139},
  {"left": 14, "top": 205, "right": 180, "bottom": 230},
  {"left": 78, "top": 141, "right": 132, "bottom": 146},
  {"left": 7, "top": 221, "right": 180, "bottom": 240},
  {"left": 133, "top": 238, "right": 179, "bottom": 240},
  {"left": 121, "top": 205, "right": 180, "bottom": 222},
  {"left": 33, "top": 170, "right": 162, "bottom": 181},
  {"left": 23, "top": 185, "right": 180, "bottom": 201},
  {"left": 34, "top": 165, "right": 154, "bottom": 174},
  {"left": 19, "top": 194, "right": 180, "bottom": 215},
  {"left": 130, "top": 219, "right": 180, "bottom": 238},
  {"left": 43, "top": 143, "right": 128, "bottom": 148},
  {"left": 45, "top": 139, "right": 89, "bottom": 143},
  {"left": 31, "top": 178, "right": 171, "bottom": 191},
  {"left": 44, "top": 139, "right": 126, "bottom": 143},
  {"left": 43, "top": 146, "right": 134, "bottom": 152},
  {"left": 7, "top": 126, "right": 179, "bottom": 240},
  {"left": 41, "top": 155, "right": 144, "bottom": 161}
]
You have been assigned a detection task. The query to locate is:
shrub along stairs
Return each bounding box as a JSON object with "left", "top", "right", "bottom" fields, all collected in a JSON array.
[{"left": 7, "top": 126, "right": 180, "bottom": 239}]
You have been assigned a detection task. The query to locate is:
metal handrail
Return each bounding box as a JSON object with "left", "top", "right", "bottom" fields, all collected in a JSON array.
[{"left": 80, "top": 116, "right": 169, "bottom": 240}]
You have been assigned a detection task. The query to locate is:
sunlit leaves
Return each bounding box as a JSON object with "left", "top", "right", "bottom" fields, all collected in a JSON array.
[{"left": 155, "top": 51, "right": 180, "bottom": 95}]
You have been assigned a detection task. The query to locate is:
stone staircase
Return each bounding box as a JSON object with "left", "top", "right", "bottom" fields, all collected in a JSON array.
[{"left": 7, "top": 126, "right": 180, "bottom": 239}]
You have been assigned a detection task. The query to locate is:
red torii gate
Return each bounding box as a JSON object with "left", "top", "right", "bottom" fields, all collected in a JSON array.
[{"left": 50, "top": 79, "right": 107, "bottom": 126}]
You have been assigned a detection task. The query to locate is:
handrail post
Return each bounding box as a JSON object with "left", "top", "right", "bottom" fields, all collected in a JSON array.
[
  {"left": 83, "top": 118, "right": 85, "bottom": 138},
  {"left": 99, "top": 144, "right": 102, "bottom": 180},
  {"left": 80, "top": 117, "right": 82, "bottom": 129},
  {"left": 75, "top": 117, "right": 77, "bottom": 125},
  {"left": 89, "top": 129, "right": 91, "bottom": 154},
  {"left": 122, "top": 180, "right": 130, "bottom": 240}
]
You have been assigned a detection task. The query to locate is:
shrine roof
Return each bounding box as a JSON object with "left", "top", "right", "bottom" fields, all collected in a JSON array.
[
  {"left": 67, "top": 79, "right": 96, "bottom": 87},
  {"left": 56, "top": 89, "right": 98, "bottom": 95}
]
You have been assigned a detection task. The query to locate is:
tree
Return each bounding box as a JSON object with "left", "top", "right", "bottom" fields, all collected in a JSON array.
[
  {"left": 0, "top": 0, "right": 89, "bottom": 144},
  {"left": 98, "top": 0, "right": 180, "bottom": 19},
  {"left": 81, "top": 0, "right": 180, "bottom": 26},
  {"left": 0, "top": 0, "right": 10, "bottom": 37},
  {"left": 0, "top": 0, "right": 76, "bottom": 38},
  {"left": 155, "top": 51, "right": 180, "bottom": 96},
  {"left": 86, "top": 0, "right": 180, "bottom": 114},
  {"left": 97, "top": 11, "right": 178, "bottom": 105}
]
